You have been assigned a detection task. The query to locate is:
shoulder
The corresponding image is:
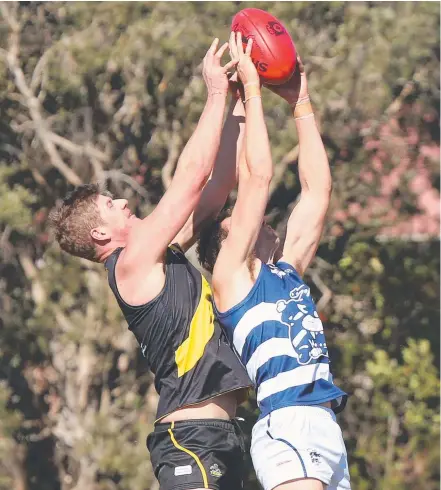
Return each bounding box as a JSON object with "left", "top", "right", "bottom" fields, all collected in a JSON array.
[
  {"left": 261, "top": 262, "right": 306, "bottom": 298},
  {"left": 213, "top": 258, "right": 263, "bottom": 313},
  {"left": 113, "top": 246, "right": 168, "bottom": 306},
  {"left": 271, "top": 260, "right": 302, "bottom": 279},
  {"left": 118, "top": 240, "right": 184, "bottom": 275},
  {"left": 262, "top": 261, "right": 297, "bottom": 280}
]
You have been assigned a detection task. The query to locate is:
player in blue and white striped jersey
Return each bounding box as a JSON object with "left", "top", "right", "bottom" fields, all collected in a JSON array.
[{"left": 197, "top": 34, "right": 350, "bottom": 490}]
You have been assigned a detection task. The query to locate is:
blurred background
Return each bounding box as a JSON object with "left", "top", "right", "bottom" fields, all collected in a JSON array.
[{"left": 0, "top": 2, "right": 439, "bottom": 490}]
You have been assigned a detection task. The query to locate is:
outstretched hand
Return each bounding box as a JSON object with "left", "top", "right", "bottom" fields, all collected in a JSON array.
[
  {"left": 203, "top": 38, "right": 239, "bottom": 96},
  {"left": 229, "top": 31, "right": 260, "bottom": 86},
  {"left": 265, "top": 54, "right": 308, "bottom": 106}
]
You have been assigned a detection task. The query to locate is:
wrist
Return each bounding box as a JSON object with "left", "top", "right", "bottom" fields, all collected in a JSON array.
[
  {"left": 293, "top": 96, "right": 314, "bottom": 119},
  {"left": 208, "top": 89, "right": 228, "bottom": 100},
  {"left": 286, "top": 93, "right": 309, "bottom": 107},
  {"left": 243, "top": 82, "right": 261, "bottom": 104}
]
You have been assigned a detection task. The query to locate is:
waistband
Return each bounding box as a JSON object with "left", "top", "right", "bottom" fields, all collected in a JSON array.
[
  {"left": 271, "top": 404, "right": 336, "bottom": 420},
  {"left": 154, "top": 418, "right": 237, "bottom": 432}
]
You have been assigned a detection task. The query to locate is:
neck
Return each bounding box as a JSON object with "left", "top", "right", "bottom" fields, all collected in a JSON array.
[
  {"left": 97, "top": 248, "right": 114, "bottom": 263},
  {"left": 96, "top": 235, "right": 128, "bottom": 263},
  {"left": 255, "top": 244, "right": 276, "bottom": 265},
  {"left": 97, "top": 242, "right": 124, "bottom": 263},
  {"left": 273, "top": 242, "right": 283, "bottom": 263}
]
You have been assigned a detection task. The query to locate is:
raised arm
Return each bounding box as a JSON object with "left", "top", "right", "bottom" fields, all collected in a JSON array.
[
  {"left": 213, "top": 33, "right": 273, "bottom": 283},
  {"left": 268, "top": 56, "right": 332, "bottom": 276},
  {"left": 120, "top": 39, "right": 237, "bottom": 271},
  {"left": 173, "top": 88, "right": 246, "bottom": 252}
]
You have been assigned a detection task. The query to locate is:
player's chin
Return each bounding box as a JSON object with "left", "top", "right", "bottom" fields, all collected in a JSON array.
[{"left": 126, "top": 215, "right": 140, "bottom": 230}]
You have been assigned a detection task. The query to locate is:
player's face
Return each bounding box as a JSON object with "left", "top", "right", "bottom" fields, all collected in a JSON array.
[{"left": 95, "top": 194, "right": 139, "bottom": 239}]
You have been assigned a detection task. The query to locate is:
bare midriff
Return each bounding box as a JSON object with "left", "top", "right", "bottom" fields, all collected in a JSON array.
[{"left": 160, "top": 388, "right": 248, "bottom": 423}]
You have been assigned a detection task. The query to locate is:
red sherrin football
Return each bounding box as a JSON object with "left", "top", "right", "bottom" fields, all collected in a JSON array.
[{"left": 231, "top": 8, "right": 296, "bottom": 85}]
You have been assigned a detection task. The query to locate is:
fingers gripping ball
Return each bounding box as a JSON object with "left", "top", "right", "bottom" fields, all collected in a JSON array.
[{"left": 231, "top": 8, "right": 296, "bottom": 85}]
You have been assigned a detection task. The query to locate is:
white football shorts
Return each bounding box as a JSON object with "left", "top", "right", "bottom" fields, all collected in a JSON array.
[{"left": 251, "top": 405, "right": 351, "bottom": 490}]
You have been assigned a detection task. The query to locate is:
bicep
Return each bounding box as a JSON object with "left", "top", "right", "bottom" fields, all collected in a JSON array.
[
  {"left": 214, "top": 173, "right": 269, "bottom": 276},
  {"left": 281, "top": 193, "right": 329, "bottom": 276}
]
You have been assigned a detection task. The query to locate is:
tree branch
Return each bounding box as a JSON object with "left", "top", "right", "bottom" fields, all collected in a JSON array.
[
  {"left": 269, "top": 144, "right": 299, "bottom": 197},
  {"left": 102, "top": 169, "right": 149, "bottom": 200},
  {"left": 47, "top": 132, "right": 108, "bottom": 163},
  {"left": 309, "top": 270, "right": 333, "bottom": 311},
  {"left": 1, "top": 4, "right": 83, "bottom": 186},
  {"left": 160, "top": 72, "right": 201, "bottom": 189},
  {"left": 161, "top": 119, "right": 182, "bottom": 189},
  {"left": 361, "top": 68, "right": 423, "bottom": 138}
]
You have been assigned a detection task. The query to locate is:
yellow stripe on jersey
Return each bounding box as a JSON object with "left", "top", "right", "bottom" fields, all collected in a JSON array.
[
  {"left": 168, "top": 421, "right": 209, "bottom": 488},
  {"left": 175, "top": 275, "right": 215, "bottom": 377}
]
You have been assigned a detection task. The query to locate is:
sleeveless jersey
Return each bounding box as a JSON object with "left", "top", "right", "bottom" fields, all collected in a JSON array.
[
  {"left": 105, "top": 245, "right": 251, "bottom": 421},
  {"left": 215, "top": 260, "right": 347, "bottom": 419}
]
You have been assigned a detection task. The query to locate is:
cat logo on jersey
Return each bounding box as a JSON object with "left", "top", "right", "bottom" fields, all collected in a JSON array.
[{"left": 175, "top": 275, "right": 215, "bottom": 377}]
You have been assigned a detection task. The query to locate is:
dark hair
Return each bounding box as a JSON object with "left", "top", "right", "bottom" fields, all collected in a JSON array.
[
  {"left": 48, "top": 183, "right": 111, "bottom": 262},
  {"left": 196, "top": 207, "right": 232, "bottom": 274}
]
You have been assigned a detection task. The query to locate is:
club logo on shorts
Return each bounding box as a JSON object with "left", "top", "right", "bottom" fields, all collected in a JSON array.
[
  {"left": 266, "top": 21, "right": 285, "bottom": 36},
  {"left": 308, "top": 449, "right": 322, "bottom": 465},
  {"left": 209, "top": 463, "right": 223, "bottom": 478}
]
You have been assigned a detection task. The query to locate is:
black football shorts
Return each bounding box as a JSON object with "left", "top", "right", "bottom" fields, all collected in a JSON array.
[{"left": 147, "top": 418, "right": 245, "bottom": 490}]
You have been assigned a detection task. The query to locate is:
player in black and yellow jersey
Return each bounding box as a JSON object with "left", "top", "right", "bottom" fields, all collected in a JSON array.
[{"left": 49, "top": 36, "right": 252, "bottom": 490}]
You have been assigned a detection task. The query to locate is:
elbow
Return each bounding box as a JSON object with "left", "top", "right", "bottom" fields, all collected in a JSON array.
[
  {"left": 194, "top": 157, "right": 214, "bottom": 180},
  {"left": 323, "top": 180, "right": 333, "bottom": 199},
  {"left": 181, "top": 157, "right": 213, "bottom": 185},
  {"left": 308, "top": 178, "right": 332, "bottom": 200},
  {"left": 323, "top": 171, "right": 333, "bottom": 197},
  {"left": 263, "top": 171, "right": 274, "bottom": 184},
  {"left": 303, "top": 183, "right": 332, "bottom": 210},
  {"left": 174, "top": 161, "right": 211, "bottom": 195},
  {"left": 192, "top": 166, "right": 212, "bottom": 191},
  {"left": 314, "top": 186, "right": 332, "bottom": 207}
]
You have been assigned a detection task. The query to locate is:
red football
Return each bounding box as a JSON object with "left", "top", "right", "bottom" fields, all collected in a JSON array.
[{"left": 231, "top": 8, "right": 296, "bottom": 85}]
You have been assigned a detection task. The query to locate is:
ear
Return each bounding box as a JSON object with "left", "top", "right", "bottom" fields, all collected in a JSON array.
[{"left": 90, "top": 226, "right": 110, "bottom": 242}]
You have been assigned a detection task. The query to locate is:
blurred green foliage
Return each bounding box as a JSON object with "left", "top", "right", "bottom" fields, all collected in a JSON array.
[{"left": 0, "top": 2, "right": 439, "bottom": 490}]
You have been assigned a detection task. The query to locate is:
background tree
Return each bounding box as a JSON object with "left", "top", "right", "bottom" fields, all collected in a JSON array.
[{"left": 0, "top": 2, "right": 439, "bottom": 490}]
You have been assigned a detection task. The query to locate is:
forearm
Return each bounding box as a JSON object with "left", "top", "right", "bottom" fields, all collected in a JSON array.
[
  {"left": 295, "top": 111, "right": 332, "bottom": 197},
  {"left": 180, "top": 98, "right": 245, "bottom": 241},
  {"left": 176, "top": 93, "right": 228, "bottom": 182},
  {"left": 170, "top": 95, "right": 241, "bottom": 251},
  {"left": 211, "top": 97, "right": 245, "bottom": 191},
  {"left": 281, "top": 112, "right": 330, "bottom": 274},
  {"left": 245, "top": 92, "right": 272, "bottom": 178}
]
